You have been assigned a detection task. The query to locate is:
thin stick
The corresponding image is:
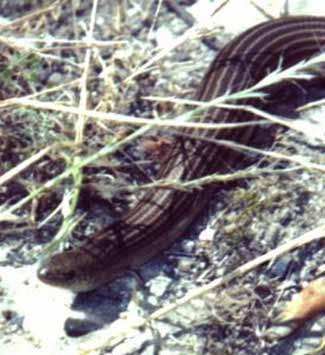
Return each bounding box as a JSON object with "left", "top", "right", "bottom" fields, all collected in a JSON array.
[
  {"left": 249, "top": 0, "right": 274, "bottom": 20},
  {"left": 8, "top": 97, "right": 269, "bottom": 130},
  {"left": 0, "top": 146, "right": 53, "bottom": 187},
  {"left": 0, "top": 0, "right": 63, "bottom": 30},
  {"left": 164, "top": 0, "right": 219, "bottom": 51},
  {"left": 0, "top": 36, "right": 125, "bottom": 53},
  {"left": 0, "top": 36, "right": 82, "bottom": 69},
  {"left": 117, "top": 167, "right": 301, "bottom": 193},
  {"left": 297, "top": 97, "right": 325, "bottom": 111},
  {"left": 211, "top": 0, "right": 232, "bottom": 16},
  {"left": 75, "top": 0, "right": 99, "bottom": 144},
  {"left": 201, "top": 137, "right": 325, "bottom": 173},
  {"left": 282, "top": 0, "right": 290, "bottom": 16},
  {"left": 2, "top": 36, "right": 124, "bottom": 47},
  {"left": 52, "top": 0, "right": 99, "bottom": 249},
  {"left": 0, "top": 79, "right": 81, "bottom": 108},
  {"left": 147, "top": 0, "right": 163, "bottom": 41}
]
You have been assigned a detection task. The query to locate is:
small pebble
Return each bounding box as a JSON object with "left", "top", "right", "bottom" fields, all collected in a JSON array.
[
  {"left": 47, "top": 72, "right": 64, "bottom": 85},
  {"left": 223, "top": 223, "right": 238, "bottom": 235},
  {"left": 64, "top": 318, "right": 101, "bottom": 337},
  {"left": 2, "top": 309, "right": 16, "bottom": 321},
  {"left": 96, "top": 16, "right": 104, "bottom": 26},
  {"left": 263, "top": 322, "right": 296, "bottom": 342},
  {"left": 198, "top": 226, "right": 215, "bottom": 242},
  {"left": 181, "top": 240, "right": 195, "bottom": 253},
  {"left": 147, "top": 275, "right": 172, "bottom": 298},
  {"left": 269, "top": 255, "right": 294, "bottom": 279},
  {"left": 178, "top": 259, "right": 194, "bottom": 273}
]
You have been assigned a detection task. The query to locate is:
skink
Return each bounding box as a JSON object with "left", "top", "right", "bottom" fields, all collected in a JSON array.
[{"left": 37, "top": 16, "right": 325, "bottom": 292}]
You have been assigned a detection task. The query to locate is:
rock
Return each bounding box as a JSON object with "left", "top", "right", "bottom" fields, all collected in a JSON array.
[
  {"left": 64, "top": 318, "right": 102, "bottom": 337},
  {"left": 181, "top": 240, "right": 195, "bottom": 253},
  {"left": 178, "top": 258, "right": 194, "bottom": 273},
  {"left": 269, "top": 255, "right": 294, "bottom": 279},
  {"left": 47, "top": 72, "right": 64, "bottom": 86},
  {"left": 147, "top": 275, "right": 172, "bottom": 298}
]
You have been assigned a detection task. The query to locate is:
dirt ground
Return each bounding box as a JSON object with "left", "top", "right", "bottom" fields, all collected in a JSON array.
[{"left": 2, "top": 1, "right": 325, "bottom": 354}]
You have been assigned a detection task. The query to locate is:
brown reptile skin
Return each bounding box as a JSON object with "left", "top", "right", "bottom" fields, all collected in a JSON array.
[{"left": 38, "top": 16, "right": 325, "bottom": 292}]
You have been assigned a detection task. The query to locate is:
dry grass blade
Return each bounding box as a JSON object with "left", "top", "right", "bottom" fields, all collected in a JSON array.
[
  {"left": 7, "top": 97, "right": 268, "bottom": 130},
  {"left": 75, "top": 0, "right": 99, "bottom": 145},
  {"left": 249, "top": 0, "right": 275, "bottom": 20},
  {"left": 0, "top": 0, "right": 63, "bottom": 30},
  {"left": 0, "top": 35, "right": 82, "bottom": 69},
  {"left": 297, "top": 97, "right": 325, "bottom": 111},
  {"left": 0, "top": 35, "right": 125, "bottom": 52},
  {"left": 211, "top": 0, "right": 232, "bottom": 16},
  {"left": 119, "top": 167, "right": 301, "bottom": 193},
  {"left": 0, "top": 145, "right": 53, "bottom": 187},
  {"left": 0, "top": 78, "right": 81, "bottom": 108}
]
